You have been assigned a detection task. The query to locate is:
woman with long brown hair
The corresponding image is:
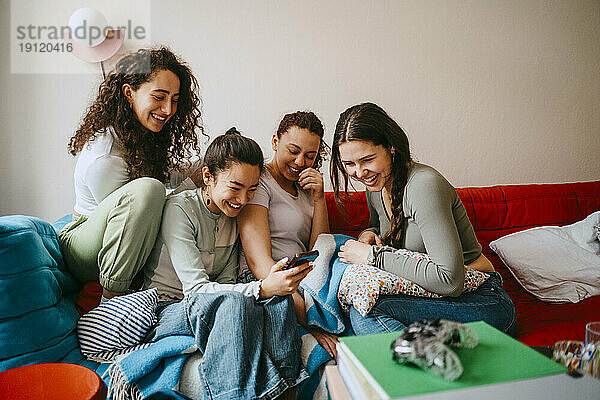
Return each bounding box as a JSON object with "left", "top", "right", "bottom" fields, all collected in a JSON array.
[
  {"left": 59, "top": 47, "right": 205, "bottom": 302},
  {"left": 330, "top": 102, "right": 516, "bottom": 336}
]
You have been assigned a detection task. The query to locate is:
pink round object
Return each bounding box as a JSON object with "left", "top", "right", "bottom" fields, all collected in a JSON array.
[{"left": 64, "top": 29, "right": 125, "bottom": 63}]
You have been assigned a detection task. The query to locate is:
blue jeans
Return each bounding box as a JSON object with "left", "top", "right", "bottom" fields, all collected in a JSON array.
[
  {"left": 146, "top": 292, "right": 308, "bottom": 400},
  {"left": 350, "top": 272, "right": 517, "bottom": 336}
]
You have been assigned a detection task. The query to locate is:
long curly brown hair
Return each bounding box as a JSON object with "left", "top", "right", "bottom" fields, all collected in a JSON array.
[
  {"left": 68, "top": 47, "right": 206, "bottom": 182},
  {"left": 331, "top": 103, "right": 412, "bottom": 248}
]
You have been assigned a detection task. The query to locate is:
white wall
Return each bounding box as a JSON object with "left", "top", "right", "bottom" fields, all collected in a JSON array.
[{"left": 1, "top": 0, "right": 599, "bottom": 221}]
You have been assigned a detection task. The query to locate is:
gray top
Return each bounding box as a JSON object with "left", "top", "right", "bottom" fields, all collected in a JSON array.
[
  {"left": 365, "top": 163, "right": 482, "bottom": 296},
  {"left": 239, "top": 168, "right": 314, "bottom": 274},
  {"left": 144, "top": 188, "right": 261, "bottom": 301}
]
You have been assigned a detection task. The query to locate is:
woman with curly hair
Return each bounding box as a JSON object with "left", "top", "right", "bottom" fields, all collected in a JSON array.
[
  {"left": 237, "top": 111, "right": 339, "bottom": 357},
  {"left": 59, "top": 47, "right": 205, "bottom": 302}
]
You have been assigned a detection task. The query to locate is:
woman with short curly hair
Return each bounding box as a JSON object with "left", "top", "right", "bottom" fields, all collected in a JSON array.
[
  {"left": 59, "top": 47, "right": 205, "bottom": 302},
  {"left": 237, "top": 111, "right": 339, "bottom": 357}
]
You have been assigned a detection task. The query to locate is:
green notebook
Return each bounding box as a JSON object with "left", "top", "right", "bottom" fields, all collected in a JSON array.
[{"left": 337, "top": 321, "right": 566, "bottom": 399}]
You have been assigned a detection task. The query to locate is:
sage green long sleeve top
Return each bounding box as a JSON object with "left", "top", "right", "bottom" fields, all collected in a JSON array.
[
  {"left": 365, "top": 163, "right": 482, "bottom": 296},
  {"left": 144, "top": 188, "right": 261, "bottom": 301}
]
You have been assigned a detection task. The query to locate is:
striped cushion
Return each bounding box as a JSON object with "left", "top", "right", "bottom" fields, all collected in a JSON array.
[
  {"left": 77, "top": 288, "right": 158, "bottom": 356},
  {"left": 84, "top": 343, "right": 151, "bottom": 363}
]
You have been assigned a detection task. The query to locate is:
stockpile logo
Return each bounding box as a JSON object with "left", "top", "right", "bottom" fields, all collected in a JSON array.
[{"left": 11, "top": 0, "right": 151, "bottom": 74}]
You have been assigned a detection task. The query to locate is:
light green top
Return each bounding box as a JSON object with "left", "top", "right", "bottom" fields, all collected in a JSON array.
[
  {"left": 365, "top": 163, "right": 482, "bottom": 296},
  {"left": 144, "top": 188, "right": 260, "bottom": 301}
]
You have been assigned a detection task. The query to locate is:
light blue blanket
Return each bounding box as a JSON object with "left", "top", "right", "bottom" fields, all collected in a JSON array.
[
  {"left": 107, "top": 234, "right": 356, "bottom": 400},
  {"left": 106, "top": 335, "right": 197, "bottom": 400},
  {"left": 297, "top": 234, "right": 354, "bottom": 399}
]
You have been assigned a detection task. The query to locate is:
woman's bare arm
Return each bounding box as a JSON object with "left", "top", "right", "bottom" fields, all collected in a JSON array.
[
  {"left": 309, "top": 196, "right": 330, "bottom": 249},
  {"left": 238, "top": 204, "right": 277, "bottom": 278},
  {"left": 238, "top": 202, "right": 338, "bottom": 357},
  {"left": 298, "top": 168, "right": 330, "bottom": 249}
]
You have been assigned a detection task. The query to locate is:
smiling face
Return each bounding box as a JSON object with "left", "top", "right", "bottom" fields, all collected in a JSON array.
[
  {"left": 271, "top": 126, "right": 321, "bottom": 182},
  {"left": 203, "top": 162, "right": 261, "bottom": 217},
  {"left": 338, "top": 139, "right": 393, "bottom": 192},
  {"left": 122, "top": 69, "right": 180, "bottom": 132}
]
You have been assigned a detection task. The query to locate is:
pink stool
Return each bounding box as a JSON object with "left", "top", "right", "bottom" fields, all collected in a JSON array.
[{"left": 0, "top": 363, "right": 107, "bottom": 400}]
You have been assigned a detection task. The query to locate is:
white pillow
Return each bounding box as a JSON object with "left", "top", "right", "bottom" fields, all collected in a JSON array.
[
  {"left": 560, "top": 211, "right": 600, "bottom": 255},
  {"left": 490, "top": 212, "right": 600, "bottom": 304},
  {"left": 77, "top": 288, "right": 158, "bottom": 356}
]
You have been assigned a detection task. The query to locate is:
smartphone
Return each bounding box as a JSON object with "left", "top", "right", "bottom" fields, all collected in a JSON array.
[{"left": 283, "top": 250, "right": 319, "bottom": 270}]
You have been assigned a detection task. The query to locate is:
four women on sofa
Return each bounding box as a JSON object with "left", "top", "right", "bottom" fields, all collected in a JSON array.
[{"left": 60, "top": 46, "right": 516, "bottom": 398}]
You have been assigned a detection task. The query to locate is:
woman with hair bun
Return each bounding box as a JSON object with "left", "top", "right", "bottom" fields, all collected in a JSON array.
[
  {"left": 144, "top": 128, "right": 308, "bottom": 399},
  {"left": 59, "top": 47, "right": 205, "bottom": 302}
]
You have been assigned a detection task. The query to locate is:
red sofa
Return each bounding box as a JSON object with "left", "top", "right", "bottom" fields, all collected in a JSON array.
[{"left": 325, "top": 180, "right": 600, "bottom": 347}]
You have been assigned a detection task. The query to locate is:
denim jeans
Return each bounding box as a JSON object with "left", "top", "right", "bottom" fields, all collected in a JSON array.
[
  {"left": 350, "top": 272, "right": 517, "bottom": 336},
  {"left": 146, "top": 292, "right": 308, "bottom": 400}
]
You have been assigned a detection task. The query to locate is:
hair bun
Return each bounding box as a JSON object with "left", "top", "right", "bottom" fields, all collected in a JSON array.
[{"left": 225, "top": 127, "right": 241, "bottom": 136}]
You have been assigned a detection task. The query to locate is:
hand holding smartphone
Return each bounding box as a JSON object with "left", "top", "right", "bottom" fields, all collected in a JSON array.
[
  {"left": 282, "top": 250, "right": 319, "bottom": 270},
  {"left": 260, "top": 250, "right": 319, "bottom": 298}
]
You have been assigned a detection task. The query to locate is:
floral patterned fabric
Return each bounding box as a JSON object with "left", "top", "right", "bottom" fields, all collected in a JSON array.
[{"left": 338, "top": 249, "right": 490, "bottom": 316}]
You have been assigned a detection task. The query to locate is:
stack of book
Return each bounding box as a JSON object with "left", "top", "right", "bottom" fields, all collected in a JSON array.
[{"left": 334, "top": 321, "right": 567, "bottom": 399}]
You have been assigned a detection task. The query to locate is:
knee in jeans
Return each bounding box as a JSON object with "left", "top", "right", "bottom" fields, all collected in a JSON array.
[
  {"left": 220, "top": 292, "right": 253, "bottom": 315},
  {"left": 270, "top": 294, "right": 296, "bottom": 316}
]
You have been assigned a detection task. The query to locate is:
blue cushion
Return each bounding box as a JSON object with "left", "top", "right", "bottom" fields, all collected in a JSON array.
[
  {"left": 52, "top": 214, "right": 73, "bottom": 233},
  {"left": 0, "top": 215, "right": 88, "bottom": 372}
]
